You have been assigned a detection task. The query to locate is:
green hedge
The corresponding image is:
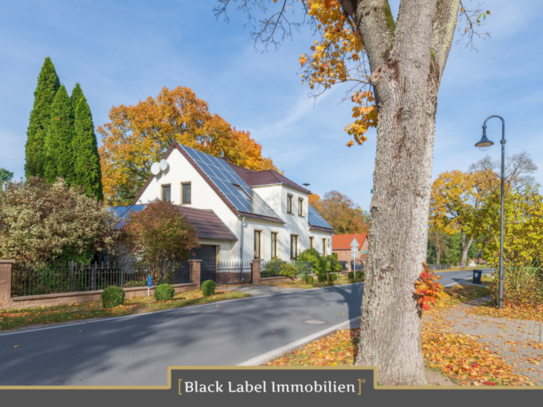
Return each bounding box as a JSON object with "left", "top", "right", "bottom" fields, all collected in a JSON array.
[
  {"left": 101, "top": 286, "right": 125, "bottom": 308},
  {"left": 304, "top": 275, "right": 314, "bottom": 284},
  {"left": 348, "top": 272, "right": 354, "bottom": 279},
  {"left": 317, "top": 273, "right": 327, "bottom": 283},
  {"left": 328, "top": 273, "right": 338, "bottom": 282},
  {"left": 355, "top": 271, "right": 363, "bottom": 280},
  {"left": 201, "top": 280, "right": 216, "bottom": 296},
  {"left": 155, "top": 284, "right": 175, "bottom": 301}
]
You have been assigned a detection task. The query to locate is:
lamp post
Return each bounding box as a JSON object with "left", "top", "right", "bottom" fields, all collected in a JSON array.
[{"left": 474, "top": 115, "right": 505, "bottom": 310}]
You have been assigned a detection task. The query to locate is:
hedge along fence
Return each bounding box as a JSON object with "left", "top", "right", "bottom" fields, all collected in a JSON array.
[
  {"left": 11, "top": 260, "right": 191, "bottom": 297},
  {"left": 490, "top": 267, "right": 543, "bottom": 307}
]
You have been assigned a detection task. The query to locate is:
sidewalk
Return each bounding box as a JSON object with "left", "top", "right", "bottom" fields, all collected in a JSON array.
[{"left": 424, "top": 295, "right": 543, "bottom": 385}]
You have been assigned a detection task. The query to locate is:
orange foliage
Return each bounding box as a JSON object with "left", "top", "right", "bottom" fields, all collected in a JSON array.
[
  {"left": 98, "top": 86, "right": 275, "bottom": 205},
  {"left": 415, "top": 263, "right": 448, "bottom": 311},
  {"left": 299, "top": 0, "right": 376, "bottom": 147}
]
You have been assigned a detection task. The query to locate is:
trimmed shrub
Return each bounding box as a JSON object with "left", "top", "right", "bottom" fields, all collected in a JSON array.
[
  {"left": 328, "top": 273, "right": 338, "bottom": 282},
  {"left": 355, "top": 271, "right": 363, "bottom": 279},
  {"left": 201, "top": 280, "right": 216, "bottom": 297},
  {"left": 317, "top": 273, "right": 327, "bottom": 283},
  {"left": 102, "top": 286, "right": 125, "bottom": 308},
  {"left": 348, "top": 272, "right": 354, "bottom": 279},
  {"left": 154, "top": 283, "right": 175, "bottom": 301},
  {"left": 304, "top": 275, "right": 314, "bottom": 284}
]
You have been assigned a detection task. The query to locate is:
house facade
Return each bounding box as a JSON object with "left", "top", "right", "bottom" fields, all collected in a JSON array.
[
  {"left": 332, "top": 233, "right": 369, "bottom": 271},
  {"left": 118, "top": 142, "right": 334, "bottom": 267}
]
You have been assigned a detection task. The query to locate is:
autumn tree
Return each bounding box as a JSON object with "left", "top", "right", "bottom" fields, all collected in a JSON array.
[
  {"left": 98, "top": 86, "right": 276, "bottom": 205},
  {"left": 215, "top": 0, "right": 492, "bottom": 384},
  {"left": 427, "top": 229, "right": 450, "bottom": 264},
  {"left": 0, "top": 168, "right": 14, "bottom": 184},
  {"left": 312, "top": 190, "right": 369, "bottom": 233},
  {"left": 430, "top": 170, "right": 490, "bottom": 268},
  {"left": 25, "top": 57, "right": 60, "bottom": 178},
  {"left": 469, "top": 150, "right": 539, "bottom": 193},
  {"left": 123, "top": 200, "right": 200, "bottom": 279}
]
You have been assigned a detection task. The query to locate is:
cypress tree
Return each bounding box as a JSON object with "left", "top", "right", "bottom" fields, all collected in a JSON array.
[
  {"left": 44, "top": 85, "right": 75, "bottom": 183},
  {"left": 71, "top": 83, "right": 84, "bottom": 112},
  {"left": 73, "top": 94, "right": 104, "bottom": 200},
  {"left": 25, "top": 57, "right": 60, "bottom": 179}
]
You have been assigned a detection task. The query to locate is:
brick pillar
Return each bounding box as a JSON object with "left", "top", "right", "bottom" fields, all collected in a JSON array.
[
  {"left": 0, "top": 260, "right": 14, "bottom": 310},
  {"left": 189, "top": 260, "right": 201, "bottom": 289},
  {"left": 252, "top": 260, "right": 261, "bottom": 285}
]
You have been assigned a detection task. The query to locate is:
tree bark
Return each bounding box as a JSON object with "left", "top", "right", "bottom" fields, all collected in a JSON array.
[
  {"left": 461, "top": 230, "right": 473, "bottom": 268},
  {"left": 340, "top": 0, "right": 461, "bottom": 385}
]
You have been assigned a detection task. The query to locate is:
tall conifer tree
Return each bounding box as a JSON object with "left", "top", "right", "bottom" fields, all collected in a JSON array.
[
  {"left": 73, "top": 93, "right": 104, "bottom": 200},
  {"left": 45, "top": 85, "right": 75, "bottom": 183},
  {"left": 71, "top": 83, "right": 84, "bottom": 111},
  {"left": 25, "top": 57, "right": 60, "bottom": 178}
]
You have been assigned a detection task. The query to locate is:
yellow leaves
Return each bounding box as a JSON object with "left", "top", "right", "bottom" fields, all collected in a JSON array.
[{"left": 346, "top": 140, "right": 354, "bottom": 147}]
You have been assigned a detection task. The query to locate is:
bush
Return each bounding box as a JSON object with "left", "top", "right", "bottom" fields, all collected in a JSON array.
[
  {"left": 279, "top": 262, "right": 298, "bottom": 279},
  {"left": 101, "top": 286, "right": 125, "bottom": 308},
  {"left": 355, "top": 271, "right": 363, "bottom": 279},
  {"left": 201, "top": 280, "right": 216, "bottom": 296},
  {"left": 154, "top": 283, "right": 175, "bottom": 301},
  {"left": 317, "top": 273, "right": 327, "bottom": 283},
  {"left": 348, "top": 272, "right": 354, "bottom": 279},
  {"left": 304, "top": 275, "right": 314, "bottom": 284},
  {"left": 328, "top": 273, "right": 338, "bottom": 282}
]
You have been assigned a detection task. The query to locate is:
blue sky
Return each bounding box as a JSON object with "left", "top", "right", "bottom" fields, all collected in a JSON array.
[{"left": 1, "top": 0, "right": 542, "bottom": 210}]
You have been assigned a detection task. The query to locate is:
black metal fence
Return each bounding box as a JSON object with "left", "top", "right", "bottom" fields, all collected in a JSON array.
[
  {"left": 200, "top": 260, "right": 252, "bottom": 283},
  {"left": 427, "top": 263, "right": 454, "bottom": 271},
  {"left": 11, "top": 260, "right": 191, "bottom": 297}
]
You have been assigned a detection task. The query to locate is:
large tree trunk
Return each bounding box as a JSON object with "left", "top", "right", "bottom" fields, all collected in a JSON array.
[
  {"left": 341, "top": 0, "right": 461, "bottom": 385},
  {"left": 460, "top": 230, "right": 473, "bottom": 268}
]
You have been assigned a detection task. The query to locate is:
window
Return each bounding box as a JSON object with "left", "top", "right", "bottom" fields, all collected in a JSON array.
[
  {"left": 181, "top": 182, "right": 191, "bottom": 204},
  {"left": 271, "top": 232, "right": 278, "bottom": 258},
  {"left": 322, "top": 238, "right": 327, "bottom": 256},
  {"left": 287, "top": 194, "right": 293, "bottom": 214},
  {"left": 309, "top": 236, "right": 314, "bottom": 250},
  {"left": 254, "top": 230, "right": 262, "bottom": 259},
  {"left": 290, "top": 235, "right": 299, "bottom": 259},
  {"left": 298, "top": 198, "right": 304, "bottom": 216},
  {"left": 234, "top": 184, "right": 252, "bottom": 200},
  {"left": 162, "top": 184, "right": 171, "bottom": 202}
]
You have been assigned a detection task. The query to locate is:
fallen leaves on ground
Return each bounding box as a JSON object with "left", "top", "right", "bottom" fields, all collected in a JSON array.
[
  {"left": 468, "top": 303, "right": 543, "bottom": 323},
  {"left": 0, "top": 290, "right": 249, "bottom": 331}
]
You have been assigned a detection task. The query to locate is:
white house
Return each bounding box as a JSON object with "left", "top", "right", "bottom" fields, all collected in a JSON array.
[{"left": 118, "top": 142, "right": 334, "bottom": 277}]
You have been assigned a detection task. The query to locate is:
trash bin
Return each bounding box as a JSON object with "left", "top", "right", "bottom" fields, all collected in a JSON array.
[{"left": 473, "top": 269, "right": 482, "bottom": 285}]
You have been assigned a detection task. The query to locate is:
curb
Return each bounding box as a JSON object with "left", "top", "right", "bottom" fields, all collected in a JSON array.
[{"left": 237, "top": 317, "right": 360, "bottom": 366}]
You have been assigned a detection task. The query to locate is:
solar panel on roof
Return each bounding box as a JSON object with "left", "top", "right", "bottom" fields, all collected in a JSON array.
[
  {"left": 308, "top": 205, "right": 333, "bottom": 230},
  {"left": 182, "top": 146, "right": 280, "bottom": 220},
  {"left": 108, "top": 205, "right": 146, "bottom": 229}
]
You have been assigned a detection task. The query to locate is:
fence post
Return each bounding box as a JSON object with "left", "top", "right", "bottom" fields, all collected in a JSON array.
[
  {"left": 189, "top": 260, "right": 201, "bottom": 289},
  {"left": 70, "top": 260, "right": 74, "bottom": 292},
  {"left": 252, "top": 260, "right": 261, "bottom": 285},
  {"left": 91, "top": 262, "right": 96, "bottom": 291},
  {"left": 0, "top": 260, "right": 14, "bottom": 309}
]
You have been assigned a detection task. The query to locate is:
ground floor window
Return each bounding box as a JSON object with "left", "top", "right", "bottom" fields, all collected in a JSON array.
[
  {"left": 290, "top": 235, "right": 299, "bottom": 260},
  {"left": 271, "top": 232, "right": 278, "bottom": 258},
  {"left": 162, "top": 184, "right": 171, "bottom": 202},
  {"left": 254, "top": 230, "right": 262, "bottom": 259},
  {"left": 309, "top": 236, "right": 314, "bottom": 250},
  {"left": 322, "top": 238, "right": 327, "bottom": 256}
]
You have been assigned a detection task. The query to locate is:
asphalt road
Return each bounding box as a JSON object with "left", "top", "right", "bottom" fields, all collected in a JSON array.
[
  {"left": 0, "top": 268, "right": 491, "bottom": 386},
  {"left": 435, "top": 267, "right": 492, "bottom": 287},
  {"left": 0, "top": 284, "right": 363, "bottom": 386}
]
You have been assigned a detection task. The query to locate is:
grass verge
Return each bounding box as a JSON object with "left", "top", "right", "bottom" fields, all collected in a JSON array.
[
  {"left": 0, "top": 289, "right": 250, "bottom": 332},
  {"left": 265, "top": 275, "right": 363, "bottom": 289}
]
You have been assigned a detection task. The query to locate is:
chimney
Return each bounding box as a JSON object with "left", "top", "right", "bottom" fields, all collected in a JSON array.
[{"left": 219, "top": 151, "right": 228, "bottom": 162}]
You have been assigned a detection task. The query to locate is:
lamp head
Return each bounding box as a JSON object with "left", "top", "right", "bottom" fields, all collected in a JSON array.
[{"left": 475, "top": 126, "right": 494, "bottom": 151}]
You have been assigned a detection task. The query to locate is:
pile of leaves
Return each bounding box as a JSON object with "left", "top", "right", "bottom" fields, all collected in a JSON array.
[
  {"left": 421, "top": 329, "right": 534, "bottom": 386},
  {"left": 468, "top": 303, "right": 543, "bottom": 323}
]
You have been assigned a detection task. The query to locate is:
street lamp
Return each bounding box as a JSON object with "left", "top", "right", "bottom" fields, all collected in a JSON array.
[{"left": 474, "top": 115, "right": 505, "bottom": 310}]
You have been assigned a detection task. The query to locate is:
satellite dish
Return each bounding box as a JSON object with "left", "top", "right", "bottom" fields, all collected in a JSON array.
[
  {"left": 151, "top": 162, "right": 160, "bottom": 176},
  {"left": 159, "top": 159, "right": 169, "bottom": 172}
]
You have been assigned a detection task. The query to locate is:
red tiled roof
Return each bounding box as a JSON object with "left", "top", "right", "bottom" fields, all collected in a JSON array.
[
  {"left": 178, "top": 206, "right": 237, "bottom": 241},
  {"left": 332, "top": 233, "right": 368, "bottom": 250}
]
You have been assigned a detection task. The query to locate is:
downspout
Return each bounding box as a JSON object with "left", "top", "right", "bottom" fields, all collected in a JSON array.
[{"left": 239, "top": 216, "right": 245, "bottom": 282}]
